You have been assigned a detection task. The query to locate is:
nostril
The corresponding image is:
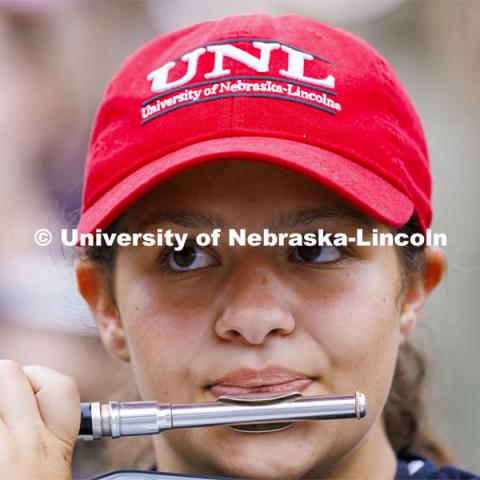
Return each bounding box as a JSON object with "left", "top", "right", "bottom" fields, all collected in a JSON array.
[{"left": 223, "top": 329, "right": 241, "bottom": 341}]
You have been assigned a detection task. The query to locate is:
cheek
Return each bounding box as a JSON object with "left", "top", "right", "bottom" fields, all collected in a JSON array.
[
  {"left": 116, "top": 275, "right": 214, "bottom": 402},
  {"left": 299, "top": 256, "right": 402, "bottom": 398}
]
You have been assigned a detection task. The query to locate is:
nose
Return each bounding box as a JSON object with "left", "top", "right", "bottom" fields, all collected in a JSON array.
[{"left": 214, "top": 259, "right": 295, "bottom": 345}]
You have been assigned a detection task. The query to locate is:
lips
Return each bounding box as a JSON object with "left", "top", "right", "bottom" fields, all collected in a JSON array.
[{"left": 209, "top": 366, "right": 313, "bottom": 397}]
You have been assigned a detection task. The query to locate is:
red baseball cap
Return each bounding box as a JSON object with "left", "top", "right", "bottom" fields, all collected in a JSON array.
[{"left": 78, "top": 13, "right": 431, "bottom": 236}]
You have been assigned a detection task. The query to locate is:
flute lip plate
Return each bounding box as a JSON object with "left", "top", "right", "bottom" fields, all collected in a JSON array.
[
  {"left": 216, "top": 391, "right": 302, "bottom": 406},
  {"left": 216, "top": 392, "right": 301, "bottom": 434},
  {"left": 230, "top": 422, "right": 293, "bottom": 433}
]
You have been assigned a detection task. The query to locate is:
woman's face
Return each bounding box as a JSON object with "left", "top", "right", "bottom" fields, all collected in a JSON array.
[{"left": 102, "top": 161, "right": 408, "bottom": 478}]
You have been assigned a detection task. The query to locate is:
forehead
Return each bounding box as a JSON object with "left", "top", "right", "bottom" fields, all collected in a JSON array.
[{"left": 125, "top": 159, "right": 374, "bottom": 228}]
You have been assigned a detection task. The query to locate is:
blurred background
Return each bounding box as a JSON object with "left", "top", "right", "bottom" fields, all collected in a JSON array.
[{"left": 0, "top": 0, "right": 478, "bottom": 477}]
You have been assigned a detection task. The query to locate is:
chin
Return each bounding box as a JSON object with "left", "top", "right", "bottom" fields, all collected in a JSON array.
[
  {"left": 213, "top": 455, "right": 315, "bottom": 480},
  {"left": 210, "top": 452, "right": 312, "bottom": 480},
  {"left": 205, "top": 423, "right": 321, "bottom": 480}
]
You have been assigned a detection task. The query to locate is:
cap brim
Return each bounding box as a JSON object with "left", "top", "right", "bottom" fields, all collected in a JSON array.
[{"left": 78, "top": 136, "right": 414, "bottom": 235}]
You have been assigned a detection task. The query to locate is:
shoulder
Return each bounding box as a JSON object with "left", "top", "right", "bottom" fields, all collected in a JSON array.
[{"left": 396, "top": 452, "right": 479, "bottom": 479}]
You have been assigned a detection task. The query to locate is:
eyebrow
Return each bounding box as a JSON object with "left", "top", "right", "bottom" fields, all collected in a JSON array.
[
  {"left": 274, "top": 207, "right": 375, "bottom": 230},
  {"left": 139, "top": 209, "right": 225, "bottom": 231},
  {"left": 138, "top": 207, "right": 373, "bottom": 231}
]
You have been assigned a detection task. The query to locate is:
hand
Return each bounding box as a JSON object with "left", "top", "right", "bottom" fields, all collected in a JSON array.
[{"left": 0, "top": 360, "right": 80, "bottom": 480}]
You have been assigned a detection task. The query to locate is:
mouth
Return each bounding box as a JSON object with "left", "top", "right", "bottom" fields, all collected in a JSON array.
[
  {"left": 208, "top": 366, "right": 314, "bottom": 404},
  {"left": 208, "top": 365, "right": 314, "bottom": 433},
  {"left": 209, "top": 365, "right": 313, "bottom": 433},
  {"left": 209, "top": 378, "right": 312, "bottom": 397}
]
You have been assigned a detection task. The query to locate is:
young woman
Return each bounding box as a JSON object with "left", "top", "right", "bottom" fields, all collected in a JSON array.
[{"left": 1, "top": 13, "right": 477, "bottom": 480}]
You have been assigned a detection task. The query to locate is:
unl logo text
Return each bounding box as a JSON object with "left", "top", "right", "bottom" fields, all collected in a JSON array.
[{"left": 146, "top": 40, "right": 336, "bottom": 93}]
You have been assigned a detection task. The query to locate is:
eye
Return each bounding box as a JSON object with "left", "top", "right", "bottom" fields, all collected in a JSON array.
[
  {"left": 290, "top": 245, "right": 342, "bottom": 264},
  {"left": 164, "top": 244, "right": 217, "bottom": 272}
]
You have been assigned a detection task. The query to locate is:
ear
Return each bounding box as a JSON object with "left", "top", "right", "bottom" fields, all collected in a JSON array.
[
  {"left": 76, "top": 259, "right": 130, "bottom": 362},
  {"left": 399, "top": 247, "right": 446, "bottom": 342}
]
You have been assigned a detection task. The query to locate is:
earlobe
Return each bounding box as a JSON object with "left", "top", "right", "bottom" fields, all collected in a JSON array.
[
  {"left": 75, "top": 259, "right": 130, "bottom": 362},
  {"left": 399, "top": 247, "right": 446, "bottom": 342}
]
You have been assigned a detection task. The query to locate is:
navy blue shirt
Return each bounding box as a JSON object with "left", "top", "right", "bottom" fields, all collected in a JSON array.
[{"left": 395, "top": 452, "right": 479, "bottom": 479}]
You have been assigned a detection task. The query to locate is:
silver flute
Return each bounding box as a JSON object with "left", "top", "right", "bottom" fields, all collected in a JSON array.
[{"left": 79, "top": 391, "right": 366, "bottom": 441}]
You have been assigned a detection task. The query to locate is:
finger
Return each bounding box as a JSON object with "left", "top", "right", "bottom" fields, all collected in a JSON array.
[
  {"left": 0, "top": 360, "right": 42, "bottom": 429},
  {"left": 23, "top": 365, "right": 81, "bottom": 447}
]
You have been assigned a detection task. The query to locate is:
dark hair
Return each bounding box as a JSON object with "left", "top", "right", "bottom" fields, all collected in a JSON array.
[
  {"left": 82, "top": 215, "right": 454, "bottom": 466},
  {"left": 383, "top": 218, "right": 455, "bottom": 465}
]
